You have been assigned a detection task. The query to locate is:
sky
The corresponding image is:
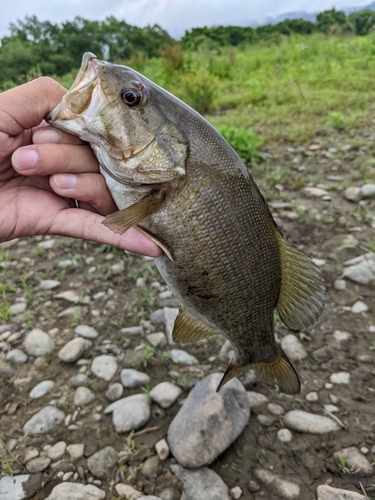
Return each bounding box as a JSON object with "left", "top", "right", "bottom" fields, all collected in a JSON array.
[{"left": 0, "top": 0, "right": 371, "bottom": 40}]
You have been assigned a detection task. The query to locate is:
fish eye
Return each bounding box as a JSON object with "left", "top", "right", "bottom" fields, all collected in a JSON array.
[{"left": 121, "top": 89, "right": 142, "bottom": 106}]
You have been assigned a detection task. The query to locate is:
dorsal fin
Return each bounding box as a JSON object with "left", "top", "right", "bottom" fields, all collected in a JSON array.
[
  {"left": 276, "top": 232, "right": 325, "bottom": 330},
  {"left": 172, "top": 306, "right": 216, "bottom": 343}
]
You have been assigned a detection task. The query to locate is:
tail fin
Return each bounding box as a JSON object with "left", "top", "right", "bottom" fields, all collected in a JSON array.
[{"left": 217, "top": 345, "right": 300, "bottom": 395}]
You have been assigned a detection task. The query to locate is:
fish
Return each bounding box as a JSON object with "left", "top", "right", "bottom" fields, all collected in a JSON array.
[{"left": 46, "top": 52, "right": 325, "bottom": 394}]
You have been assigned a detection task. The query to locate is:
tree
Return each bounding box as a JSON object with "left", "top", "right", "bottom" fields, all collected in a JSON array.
[
  {"left": 316, "top": 8, "right": 351, "bottom": 34},
  {"left": 349, "top": 9, "right": 375, "bottom": 36}
]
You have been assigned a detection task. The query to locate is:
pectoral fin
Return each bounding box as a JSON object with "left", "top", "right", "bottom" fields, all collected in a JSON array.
[
  {"left": 172, "top": 307, "right": 216, "bottom": 343},
  {"left": 102, "top": 192, "right": 163, "bottom": 235},
  {"left": 135, "top": 225, "right": 174, "bottom": 262},
  {"left": 276, "top": 232, "right": 325, "bottom": 330}
]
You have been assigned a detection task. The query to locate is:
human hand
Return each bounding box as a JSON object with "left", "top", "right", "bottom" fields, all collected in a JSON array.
[{"left": 0, "top": 77, "right": 162, "bottom": 257}]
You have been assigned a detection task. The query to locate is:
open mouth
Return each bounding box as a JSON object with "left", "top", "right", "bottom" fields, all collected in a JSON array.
[{"left": 69, "top": 52, "right": 101, "bottom": 93}]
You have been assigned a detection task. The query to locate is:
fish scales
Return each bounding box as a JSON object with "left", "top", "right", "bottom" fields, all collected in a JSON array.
[{"left": 47, "top": 53, "right": 325, "bottom": 394}]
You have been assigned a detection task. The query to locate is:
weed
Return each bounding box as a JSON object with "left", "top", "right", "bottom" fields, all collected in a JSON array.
[
  {"left": 218, "top": 126, "right": 261, "bottom": 165},
  {"left": 141, "top": 345, "right": 155, "bottom": 363},
  {"left": 337, "top": 455, "right": 353, "bottom": 474},
  {"left": 142, "top": 385, "right": 152, "bottom": 398}
]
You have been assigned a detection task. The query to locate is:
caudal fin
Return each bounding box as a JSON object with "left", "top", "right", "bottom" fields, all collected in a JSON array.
[{"left": 217, "top": 345, "right": 300, "bottom": 395}]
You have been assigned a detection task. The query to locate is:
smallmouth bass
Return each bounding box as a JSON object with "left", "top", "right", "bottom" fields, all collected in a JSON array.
[{"left": 47, "top": 53, "right": 325, "bottom": 393}]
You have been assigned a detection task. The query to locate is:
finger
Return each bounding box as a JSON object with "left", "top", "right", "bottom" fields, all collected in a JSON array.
[
  {"left": 49, "top": 209, "right": 163, "bottom": 258},
  {"left": 12, "top": 143, "right": 99, "bottom": 175},
  {"left": 33, "top": 126, "right": 86, "bottom": 146},
  {"left": 0, "top": 77, "right": 66, "bottom": 135},
  {"left": 50, "top": 172, "right": 117, "bottom": 215}
]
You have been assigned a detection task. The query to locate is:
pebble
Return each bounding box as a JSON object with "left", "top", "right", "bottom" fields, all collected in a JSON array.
[
  {"left": 120, "top": 368, "right": 150, "bottom": 388},
  {"left": 247, "top": 391, "right": 269, "bottom": 408},
  {"left": 6, "top": 349, "right": 28, "bottom": 363},
  {"left": 147, "top": 332, "right": 167, "bottom": 347},
  {"left": 333, "top": 446, "right": 373, "bottom": 477},
  {"left": 66, "top": 443, "right": 85, "bottom": 461},
  {"left": 58, "top": 337, "right": 90, "bottom": 363},
  {"left": 104, "top": 394, "right": 150, "bottom": 433},
  {"left": 248, "top": 480, "right": 260, "bottom": 492},
  {"left": 230, "top": 486, "right": 243, "bottom": 499},
  {"left": 9, "top": 302, "right": 27, "bottom": 316},
  {"left": 170, "top": 463, "right": 230, "bottom": 500},
  {"left": 75, "top": 324, "right": 99, "bottom": 339},
  {"left": 268, "top": 403, "right": 284, "bottom": 415},
  {"left": 115, "top": 484, "right": 143, "bottom": 498},
  {"left": 343, "top": 257, "right": 375, "bottom": 285},
  {"left": 22, "top": 447, "right": 39, "bottom": 462},
  {"left": 304, "top": 187, "right": 329, "bottom": 197},
  {"left": 29, "top": 380, "right": 55, "bottom": 398},
  {"left": 306, "top": 391, "right": 319, "bottom": 402},
  {"left": 280, "top": 334, "right": 307, "bottom": 361},
  {"left": 139, "top": 497, "right": 162, "bottom": 500},
  {"left": 47, "top": 441, "right": 67, "bottom": 460},
  {"left": 330, "top": 372, "right": 350, "bottom": 384},
  {"left": 25, "top": 328, "right": 55, "bottom": 356},
  {"left": 313, "top": 345, "right": 333, "bottom": 361},
  {"left": 38, "top": 238, "right": 56, "bottom": 249},
  {"left": 332, "top": 330, "right": 352, "bottom": 348},
  {"left": 71, "top": 373, "right": 90, "bottom": 387},
  {"left": 254, "top": 469, "right": 300, "bottom": 499},
  {"left": 277, "top": 428, "right": 293, "bottom": 443},
  {"left": 283, "top": 410, "right": 340, "bottom": 434},
  {"left": 87, "top": 446, "right": 119, "bottom": 479},
  {"left": 142, "top": 455, "right": 163, "bottom": 477},
  {"left": 344, "top": 186, "right": 361, "bottom": 202},
  {"left": 257, "top": 414, "right": 276, "bottom": 426},
  {"left": 74, "top": 386, "right": 95, "bottom": 406},
  {"left": 351, "top": 301, "right": 369, "bottom": 314},
  {"left": 40, "top": 279, "right": 61, "bottom": 290},
  {"left": 155, "top": 438, "right": 170, "bottom": 461},
  {"left": 58, "top": 306, "right": 82, "bottom": 318},
  {"left": 171, "top": 349, "right": 198, "bottom": 365},
  {"left": 0, "top": 474, "right": 43, "bottom": 499},
  {"left": 23, "top": 406, "right": 65, "bottom": 435},
  {"left": 105, "top": 382, "right": 124, "bottom": 401},
  {"left": 46, "top": 482, "right": 106, "bottom": 500},
  {"left": 58, "top": 258, "right": 79, "bottom": 269},
  {"left": 360, "top": 183, "right": 375, "bottom": 198},
  {"left": 334, "top": 279, "right": 346, "bottom": 290},
  {"left": 91, "top": 355, "right": 117, "bottom": 381},
  {"left": 150, "top": 381, "right": 182, "bottom": 408},
  {"left": 54, "top": 290, "right": 83, "bottom": 303},
  {"left": 121, "top": 325, "right": 143, "bottom": 335},
  {"left": 168, "top": 373, "right": 250, "bottom": 468},
  {"left": 317, "top": 485, "right": 366, "bottom": 499},
  {"left": 26, "top": 456, "right": 51, "bottom": 473},
  {"left": 0, "top": 360, "right": 16, "bottom": 378}
]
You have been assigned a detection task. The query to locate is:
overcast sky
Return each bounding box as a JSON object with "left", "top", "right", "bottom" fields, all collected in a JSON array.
[{"left": 0, "top": 0, "right": 370, "bottom": 39}]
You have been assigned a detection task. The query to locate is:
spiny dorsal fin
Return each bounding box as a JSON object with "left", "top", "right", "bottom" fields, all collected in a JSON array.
[
  {"left": 102, "top": 192, "right": 163, "bottom": 235},
  {"left": 172, "top": 307, "right": 216, "bottom": 343},
  {"left": 276, "top": 232, "right": 325, "bottom": 330}
]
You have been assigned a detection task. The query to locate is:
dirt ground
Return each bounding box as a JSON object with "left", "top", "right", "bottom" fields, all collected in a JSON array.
[{"left": 0, "top": 132, "right": 374, "bottom": 499}]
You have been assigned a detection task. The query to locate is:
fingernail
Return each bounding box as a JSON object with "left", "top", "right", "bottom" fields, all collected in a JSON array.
[
  {"left": 53, "top": 173, "right": 77, "bottom": 189},
  {"left": 12, "top": 149, "right": 39, "bottom": 170},
  {"left": 33, "top": 128, "right": 60, "bottom": 144}
]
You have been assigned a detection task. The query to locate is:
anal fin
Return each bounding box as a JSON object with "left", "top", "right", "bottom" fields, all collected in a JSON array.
[
  {"left": 172, "top": 307, "right": 216, "bottom": 343},
  {"left": 102, "top": 192, "right": 163, "bottom": 235}
]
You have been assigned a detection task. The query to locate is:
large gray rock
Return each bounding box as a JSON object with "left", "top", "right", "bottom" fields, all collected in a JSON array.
[
  {"left": 58, "top": 338, "right": 90, "bottom": 363},
  {"left": 120, "top": 368, "right": 150, "bottom": 388},
  {"left": 0, "top": 474, "right": 43, "bottom": 500},
  {"left": 24, "top": 329, "right": 54, "bottom": 356},
  {"left": 284, "top": 410, "right": 340, "bottom": 434},
  {"left": 317, "top": 485, "right": 366, "bottom": 500},
  {"left": 46, "top": 482, "right": 106, "bottom": 500},
  {"left": 168, "top": 373, "right": 250, "bottom": 468},
  {"left": 23, "top": 406, "right": 65, "bottom": 435},
  {"left": 91, "top": 355, "right": 117, "bottom": 381},
  {"left": 170, "top": 464, "right": 230, "bottom": 500},
  {"left": 333, "top": 447, "right": 373, "bottom": 477},
  {"left": 104, "top": 394, "right": 150, "bottom": 433},
  {"left": 87, "top": 446, "right": 119, "bottom": 480}
]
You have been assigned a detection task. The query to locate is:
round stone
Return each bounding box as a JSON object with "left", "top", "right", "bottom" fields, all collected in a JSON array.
[
  {"left": 91, "top": 355, "right": 117, "bottom": 381},
  {"left": 29, "top": 380, "right": 55, "bottom": 399},
  {"left": 74, "top": 386, "right": 95, "bottom": 406},
  {"left": 25, "top": 329, "right": 55, "bottom": 356},
  {"left": 105, "top": 383, "right": 124, "bottom": 401},
  {"left": 75, "top": 324, "right": 99, "bottom": 339},
  {"left": 150, "top": 382, "right": 182, "bottom": 409},
  {"left": 6, "top": 349, "right": 28, "bottom": 364},
  {"left": 23, "top": 406, "right": 65, "bottom": 435},
  {"left": 120, "top": 369, "right": 150, "bottom": 388},
  {"left": 277, "top": 428, "right": 293, "bottom": 443}
]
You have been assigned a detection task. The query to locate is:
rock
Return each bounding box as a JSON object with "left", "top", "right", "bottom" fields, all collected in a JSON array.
[
  {"left": 74, "top": 386, "right": 95, "bottom": 406},
  {"left": 9, "top": 302, "right": 27, "bottom": 316},
  {"left": 54, "top": 290, "right": 84, "bottom": 303},
  {"left": 168, "top": 373, "right": 250, "bottom": 468},
  {"left": 75, "top": 324, "right": 99, "bottom": 339},
  {"left": 332, "top": 330, "right": 351, "bottom": 348},
  {"left": 58, "top": 306, "right": 82, "bottom": 319},
  {"left": 334, "top": 279, "right": 346, "bottom": 290},
  {"left": 67, "top": 444, "right": 85, "bottom": 461},
  {"left": 230, "top": 486, "right": 243, "bottom": 499},
  {"left": 29, "top": 380, "right": 55, "bottom": 398},
  {"left": 343, "top": 254, "right": 375, "bottom": 285},
  {"left": 248, "top": 481, "right": 260, "bottom": 493},
  {"left": 239, "top": 370, "right": 257, "bottom": 387},
  {"left": 105, "top": 383, "right": 124, "bottom": 401},
  {"left": 147, "top": 332, "right": 167, "bottom": 348},
  {"left": 38, "top": 238, "right": 56, "bottom": 249},
  {"left": 120, "top": 368, "right": 150, "bottom": 388},
  {"left": 247, "top": 392, "right": 269, "bottom": 408},
  {"left": 0, "top": 474, "right": 43, "bottom": 499},
  {"left": 170, "top": 349, "right": 198, "bottom": 365},
  {"left": 254, "top": 469, "right": 300, "bottom": 499},
  {"left": 344, "top": 186, "right": 361, "bottom": 202},
  {"left": 155, "top": 438, "right": 170, "bottom": 461},
  {"left": 87, "top": 446, "right": 119, "bottom": 479},
  {"left": 25, "top": 329, "right": 55, "bottom": 356},
  {"left": 71, "top": 373, "right": 90, "bottom": 387},
  {"left": 267, "top": 403, "right": 284, "bottom": 416},
  {"left": 324, "top": 404, "right": 339, "bottom": 413},
  {"left": 277, "top": 428, "right": 293, "bottom": 443},
  {"left": 91, "top": 355, "right": 117, "bottom": 381},
  {"left": 6, "top": 349, "right": 28, "bottom": 363},
  {"left": 121, "top": 326, "right": 143, "bottom": 336},
  {"left": 317, "top": 485, "right": 366, "bottom": 499},
  {"left": 59, "top": 259, "right": 79, "bottom": 269},
  {"left": 280, "top": 334, "right": 307, "bottom": 361},
  {"left": 139, "top": 497, "right": 162, "bottom": 500},
  {"left": 150, "top": 382, "right": 182, "bottom": 408},
  {"left": 40, "top": 279, "right": 61, "bottom": 290},
  {"left": 333, "top": 447, "right": 373, "bottom": 477},
  {"left": 23, "top": 406, "right": 65, "bottom": 435},
  {"left": 305, "top": 391, "right": 319, "bottom": 402},
  {"left": 312, "top": 345, "right": 333, "bottom": 361},
  {"left": 22, "top": 447, "right": 39, "bottom": 463},
  {"left": 46, "top": 482, "right": 106, "bottom": 500},
  {"left": 115, "top": 484, "right": 143, "bottom": 498},
  {"left": 0, "top": 360, "right": 16, "bottom": 378},
  {"left": 142, "top": 455, "right": 163, "bottom": 477},
  {"left": 257, "top": 414, "right": 276, "bottom": 426},
  {"left": 304, "top": 187, "right": 329, "bottom": 197},
  {"left": 360, "top": 183, "right": 375, "bottom": 199},
  {"left": 330, "top": 372, "right": 350, "bottom": 385},
  {"left": 58, "top": 337, "right": 90, "bottom": 363},
  {"left": 351, "top": 301, "right": 369, "bottom": 314},
  {"left": 283, "top": 410, "right": 340, "bottom": 434},
  {"left": 104, "top": 394, "right": 150, "bottom": 433},
  {"left": 47, "top": 441, "right": 67, "bottom": 460},
  {"left": 26, "top": 456, "right": 51, "bottom": 472},
  {"left": 122, "top": 349, "right": 144, "bottom": 367},
  {"left": 170, "top": 463, "right": 230, "bottom": 500}
]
